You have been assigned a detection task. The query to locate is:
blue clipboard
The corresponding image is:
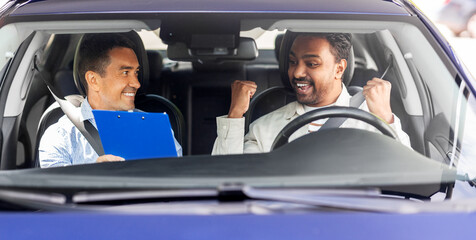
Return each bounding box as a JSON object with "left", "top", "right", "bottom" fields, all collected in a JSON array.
[{"left": 92, "top": 110, "right": 177, "bottom": 160}]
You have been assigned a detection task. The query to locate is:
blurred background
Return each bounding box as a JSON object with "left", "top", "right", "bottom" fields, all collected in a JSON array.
[
  {"left": 0, "top": 0, "right": 475, "bottom": 76},
  {"left": 412, "top": 0, "right": 476, "bottom": 77}
]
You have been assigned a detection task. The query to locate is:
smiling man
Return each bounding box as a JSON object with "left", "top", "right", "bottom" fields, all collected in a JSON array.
[
  {"left": 39, "top": 33, "right": 182, "bottom": 168},
  {"left": 212, "top": 33, "right": 410, "bottom": 155}
]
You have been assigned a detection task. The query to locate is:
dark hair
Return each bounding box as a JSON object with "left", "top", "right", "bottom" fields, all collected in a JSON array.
[
  {"left": 299, "top": 33, "right": 352, "bottom": 63},
  {"left": 77, "top": 33, "right": 136, "bottom": 94}
]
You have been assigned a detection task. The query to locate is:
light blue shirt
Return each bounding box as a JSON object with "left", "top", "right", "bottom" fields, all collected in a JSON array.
[{"left": 39, "top": 99, "right": 182, "bottom": 168}]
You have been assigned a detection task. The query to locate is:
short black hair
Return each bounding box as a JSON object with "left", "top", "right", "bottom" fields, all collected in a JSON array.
[
  {"left": 77, "top": 33, "right": 136, "bottom": 94},
  {"left": 298, "top": 33, "right": 352, "bottom": 63}
]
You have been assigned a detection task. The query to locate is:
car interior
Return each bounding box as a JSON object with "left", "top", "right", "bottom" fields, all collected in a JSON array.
[{"left": 0, "top": 17, "right": 466, "bottom": 186}]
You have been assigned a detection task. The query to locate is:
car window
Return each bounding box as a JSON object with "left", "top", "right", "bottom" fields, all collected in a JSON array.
[
  {"left": 138, "top": 30, "right": 166, "bottom": 50},
  {"left": 32, "top": 26, "right": 456, "bottom": 157},
  {"left": 12, "top": 25, "right": 459, "bottom": 156},
  {"left": 0, "top": 24, "right": 22, "bottom": 73},
  {"left": 459, "top": 94, "right": 476, "bottom": 184},
  {"left": 1, "top": 12, "right": 476, "bottom": 204}
]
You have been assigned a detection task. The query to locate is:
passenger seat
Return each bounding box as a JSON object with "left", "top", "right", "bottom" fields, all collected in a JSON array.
[{"left": 35, "top": 32, "right": 185, "bottom": 166}]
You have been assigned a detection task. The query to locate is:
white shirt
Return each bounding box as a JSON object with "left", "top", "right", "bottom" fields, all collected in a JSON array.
[{"left": 212, "top": 86, "right": 411, "bottom": 155}]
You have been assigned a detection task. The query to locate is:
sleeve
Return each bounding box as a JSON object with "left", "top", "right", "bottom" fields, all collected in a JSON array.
[
  {"left": 243, "top": 120, "right": 268, "bottom": 153},
  {"left": 38, "top": 125, "right": 74, "bottom": 168},
  {"left": 359, "top": 101, "right": 412, "bottom": 149},
  {"left": 212, "top": 115, "right": 246, "bottom": 155},
  {"left": 172, "top": 130, "right": 183, "bottom": 157},
  {"left": 388, "top": 114, "right": 412, "bottom": 148}
]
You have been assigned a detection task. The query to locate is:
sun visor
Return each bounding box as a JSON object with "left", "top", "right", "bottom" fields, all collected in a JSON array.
[{"left": 167, "top": 37, "right": 258, "bottom": 62}]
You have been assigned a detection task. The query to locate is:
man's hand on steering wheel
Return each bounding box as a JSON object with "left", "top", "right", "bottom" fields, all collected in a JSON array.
[{"left": 271, "top": 106, "right": 399, "bottom": 150}]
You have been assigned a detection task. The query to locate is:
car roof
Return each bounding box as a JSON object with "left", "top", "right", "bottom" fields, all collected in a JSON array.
[{"left": 9, "top": 0, "right": 411, "bottom": 16}]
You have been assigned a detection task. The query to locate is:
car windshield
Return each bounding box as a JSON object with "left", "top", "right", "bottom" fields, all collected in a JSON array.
[{"left": 0, "top": 0, "right": 476, "bottom": 212}]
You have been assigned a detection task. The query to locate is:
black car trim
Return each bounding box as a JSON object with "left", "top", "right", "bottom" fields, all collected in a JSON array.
[{"left": 0, "top": 32, "right": 35, "bottom": 169}]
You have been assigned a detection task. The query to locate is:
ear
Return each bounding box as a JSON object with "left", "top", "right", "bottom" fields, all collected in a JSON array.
[
  {"left": 335, "top": 59, "right": 347, "bottom": 80},
  {"left": 85, "top": 70, "right": 101, "bottom": 92}
]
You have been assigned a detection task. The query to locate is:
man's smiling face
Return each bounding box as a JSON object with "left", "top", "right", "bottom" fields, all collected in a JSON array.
[
  {"left": 287, "top": 35, "right": 346, "bottom": 107},
  {"left": 95, "top": 47, "right": 141, "bottom": 111}
]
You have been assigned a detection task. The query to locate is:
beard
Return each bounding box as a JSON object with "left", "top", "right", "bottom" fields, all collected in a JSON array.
[{"left": 291, "top": 77, "right": 329, "bottom": 106}]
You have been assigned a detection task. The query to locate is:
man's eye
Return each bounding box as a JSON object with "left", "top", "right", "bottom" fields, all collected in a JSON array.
[
  {"left": 289, "top": 59, "right": 297, "bottom": 65},
  {"left": 307, "top": 63, "right": 319, "bottom": 67}
]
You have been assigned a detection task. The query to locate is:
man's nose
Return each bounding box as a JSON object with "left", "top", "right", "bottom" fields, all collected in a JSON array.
[
  {"left": 130, "top": 75, "right": 141, "bottom": 89},
  {"left": 292, "top": 63, "right": 307, "bottom": 79}
]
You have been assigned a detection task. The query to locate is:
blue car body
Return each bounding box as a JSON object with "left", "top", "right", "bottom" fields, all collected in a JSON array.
[
  {"left": 0, "top": 0, "right": 476, "bottom": 239},
  {"left": 2, "top": 213, "right": 476, "bottom": 239}
]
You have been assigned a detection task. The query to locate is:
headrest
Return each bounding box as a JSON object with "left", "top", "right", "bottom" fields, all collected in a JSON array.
[
  {"left": 146, "top": 50, "right": 164, "bottom": 83},
  {"left": 351, "top": 37, "right": 368, "bottom": 69},
  {"left": 73, "top": 31, "right": 150, "bottom": 96},
  {"left": 54, "top": 70, "right": 80, "bottom": 97},
  {"left": 279, "top": 31, "right": 355, "bottom": 89},
  {"left": 344, "top": 46, "right": 355, "bottom": 86},
  {"left": 274, "top": 34, "right": 284, "bottom": 61},
  {"left": 278, "top": 31, "right": 298, "bottom": 89}
]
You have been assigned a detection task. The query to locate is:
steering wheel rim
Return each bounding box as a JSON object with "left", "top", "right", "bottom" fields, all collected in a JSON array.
[{"left": 271, "top": 106, "right": 398, "bottom": 150}]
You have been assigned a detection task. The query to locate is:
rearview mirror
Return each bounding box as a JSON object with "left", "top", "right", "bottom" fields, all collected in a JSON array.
[{"left": 167, "top": 37, "right": 258, "bottom": 63}]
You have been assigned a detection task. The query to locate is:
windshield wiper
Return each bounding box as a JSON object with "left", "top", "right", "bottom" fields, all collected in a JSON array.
[
  {"left": 0, "top": 189, "right": 67, "bottom": 211},
  {"left": 73, "top": 189, "right": 218, "bottom": 203},
  {"left": 0, "top": 185, "right": 390, "bottom": 212},
  {"left": 0, "top": 189, "right": 65, "bottom": 204},
  {"left": 217, "top": 183, "right": 427, "bottom": 213},
  {"left": 221, "top": 183, "right": 476, "bottom": 214},
  {"left": 3, "top": 184, "right": 476, "bottom": 214},
  {"left": 242, "top": 186, "right": 417, "bottom": 213},
  {"left": 69, "top": 184, "right": 403, "bottom": 213}
]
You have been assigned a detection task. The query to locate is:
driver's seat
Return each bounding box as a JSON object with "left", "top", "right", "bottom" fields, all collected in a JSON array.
[{"left": 245, "top": 31, "right": 355, "bottom": 133}]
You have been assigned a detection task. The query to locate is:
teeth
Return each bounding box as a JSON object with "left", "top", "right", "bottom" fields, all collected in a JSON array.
[
  {"left": 123, "top": 93, "right": 135, "bottom": 97},
  {"left": 297, "top": 83, "right": 309, "bottom": 87}
]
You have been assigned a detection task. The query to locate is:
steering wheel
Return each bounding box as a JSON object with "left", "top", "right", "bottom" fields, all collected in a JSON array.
[{"left": 271, "top": 106, "right": 398, "bottom": 150}]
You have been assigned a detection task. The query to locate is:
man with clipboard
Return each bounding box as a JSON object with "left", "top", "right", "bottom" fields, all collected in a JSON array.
[{"left": 39, "top": 33, "right": 182, "bottom": 168}]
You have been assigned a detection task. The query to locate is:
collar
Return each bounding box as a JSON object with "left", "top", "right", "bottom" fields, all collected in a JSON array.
[
  {"left": 284, "top": 84, "right": 351, "bottom": 120},
  {"left": 80, "top": 97, "right": 96, "bottom": 127}
]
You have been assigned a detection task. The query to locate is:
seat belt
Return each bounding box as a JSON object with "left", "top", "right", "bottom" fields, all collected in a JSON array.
[
  {"left": 318, "top": 89, "right": 365, "bottom": 131},
  {"left": 35, "top": 66, "right": 105, "bottom": 156},
  {"left": 50, "top": 92, "right": 105, "bottom": 156}
]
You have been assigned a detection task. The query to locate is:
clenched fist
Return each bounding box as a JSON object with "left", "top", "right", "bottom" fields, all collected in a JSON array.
[
  {"left": 362, "top": 78, "right": 394, "bottom": 124},
  {"left": 228, "top": 80, "right": 257, "bottom": 118}
]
